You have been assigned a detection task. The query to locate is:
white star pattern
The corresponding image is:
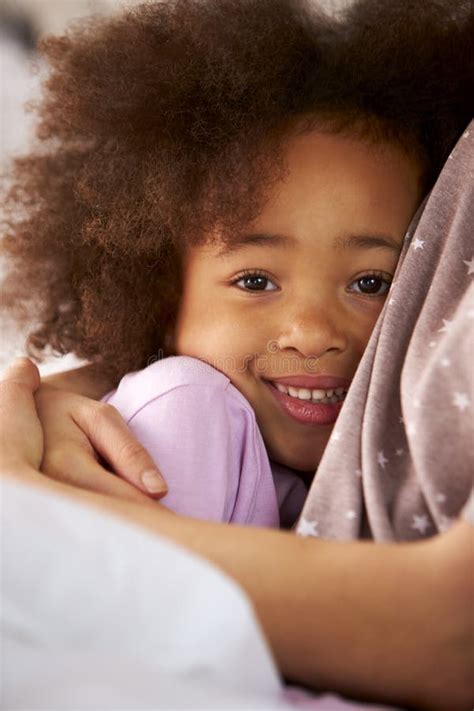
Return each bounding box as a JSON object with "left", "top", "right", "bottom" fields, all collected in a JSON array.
[
  {"left": 452, "top": 392, "right": 470, "bottom": 412},
  {"left": 331, "top": 430, "right": 342, "bottom": 442},
  {"left": 439, "top": 515, "right": 454, "bottom": 532},
  {"left": 412, "top": 238, "right": 425, "bottom": 251},
  {"left": 412, "top": 514, "right": 431, "bottom": 535},
  {"left": 396, "top": 448, "right": 404, "bottom": 457},
  {"left": 463, "top": 257, "right": 474, "bottom": 275},
  {"left": 463, "top": 130, "right": 470, "bottom": 138},
  {"left": 297, "top": 518, "right": 318, "bottom": 537},
  {"left": 388, "top": 298, "right": 396, "bottom": 306},
  {"left": 377, "top": 451, "right": 388, "bottom": 469},
  {"left": 440, "top": 357, "right": 451, "bottom": 368},
  {"left": 438, "top": 319, "right": 453, "bottom": 334},
  {"left": 345, "top": 510, "right": 357, "bottom": 520}
]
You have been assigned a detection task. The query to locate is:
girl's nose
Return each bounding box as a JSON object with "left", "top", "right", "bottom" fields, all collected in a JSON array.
[{"left": 276, "top": 303, "right": 348, "bottom": 360}]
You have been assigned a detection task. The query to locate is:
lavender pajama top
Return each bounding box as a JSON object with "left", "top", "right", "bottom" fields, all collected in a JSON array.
[{"left": 103, "top": 355, "right": 308, "bottom": 528}]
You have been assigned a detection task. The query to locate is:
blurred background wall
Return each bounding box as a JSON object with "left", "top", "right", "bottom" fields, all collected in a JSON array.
[
  {"left": 0, "top": 1, "right": 146, "bottom": 370},
  {"left": 0, "top": 0, "right": 146, "bottom": 164}
]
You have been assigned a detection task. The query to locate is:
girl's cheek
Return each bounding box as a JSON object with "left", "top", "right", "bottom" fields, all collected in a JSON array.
[
  {"left": 351, "top": 302, "right": 386, "bottom": 351},
  {"left": 350, "top": 296, "right": 387, "bottom": 323}
]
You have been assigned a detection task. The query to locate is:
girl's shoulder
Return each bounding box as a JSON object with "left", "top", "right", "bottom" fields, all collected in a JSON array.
[{"left": 102, "top": 355, "right": 253, "bottom": 422}]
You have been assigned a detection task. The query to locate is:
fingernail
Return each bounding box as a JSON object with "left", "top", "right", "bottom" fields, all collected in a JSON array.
[{"left": 141, "top": 471, "right": 166, "bottom": 494}]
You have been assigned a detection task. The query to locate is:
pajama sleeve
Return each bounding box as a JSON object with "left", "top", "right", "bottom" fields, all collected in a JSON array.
[{"left": 104, "top": 357, "right": 281, "bottom": 526}]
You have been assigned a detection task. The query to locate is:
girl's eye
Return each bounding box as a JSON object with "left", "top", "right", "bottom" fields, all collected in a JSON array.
[
  {"left": 231, "top": 271, "right": 278, "bottom": 292},
  {"left": 348, "top": 273, "right": 392, "bottom": 297}
]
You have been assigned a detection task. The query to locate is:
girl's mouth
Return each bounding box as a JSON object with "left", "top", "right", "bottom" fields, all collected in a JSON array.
[{"left": 263, "top": 379, "right": 348, "bottom": 426}]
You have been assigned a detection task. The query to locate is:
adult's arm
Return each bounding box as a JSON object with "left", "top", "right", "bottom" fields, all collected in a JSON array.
[
  {"left": 7, "top": 359, "right": 474, "bottom": 711},
  {"left": 70, "top": 484, "right": 473, "bottom": 711}
]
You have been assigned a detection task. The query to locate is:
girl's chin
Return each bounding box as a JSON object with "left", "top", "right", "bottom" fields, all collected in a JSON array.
[
  {"left": 285, "top": 460, "right": 320, "bottom": 476},
  {"left": 268, "top": 446, "right": 323, "bottom": 475}
]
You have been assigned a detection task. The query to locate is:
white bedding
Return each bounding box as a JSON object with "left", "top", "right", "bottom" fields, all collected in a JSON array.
[
  {"left": 1, "top": 479, "right": 397, "bottom": 710},
  {"left": 1, "top": 479, "right": 286, "bottom": 709}
]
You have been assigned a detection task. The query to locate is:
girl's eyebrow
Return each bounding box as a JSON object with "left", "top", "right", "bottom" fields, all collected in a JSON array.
[
  {"left": 217, "top": 231, "right": 401, "bottom": 257},
  {"left": 216, "top": 233, "right": 296, "bottom": 257},
  {"left": 334, "top": 233, "right": 402, "bottom": 254}
]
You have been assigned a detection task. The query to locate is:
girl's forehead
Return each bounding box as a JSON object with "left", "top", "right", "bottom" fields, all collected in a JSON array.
[
  {"left": 281, "top": 128, "right": 421, "bottom": 179},
  {"left": 250, "top": 130, "right": 423, "bottom": 222},
  {"left": 182, "top": 128, "right": 423, "bottom": 261}
]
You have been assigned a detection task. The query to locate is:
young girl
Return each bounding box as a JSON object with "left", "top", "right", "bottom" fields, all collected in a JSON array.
[
  {"left": 1, "top": 0, "right": 470, "bottom": 530},
  {"left": 1, "top": 1, "right": 473, "bottom": 708},
  {"left": 100, "top": 125, "right": 420, "bottom": 527}
]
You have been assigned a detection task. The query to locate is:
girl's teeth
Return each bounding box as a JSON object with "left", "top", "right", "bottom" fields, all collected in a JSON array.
[{"left": 273, "top": 382, "right": 347, "bottom": 403}]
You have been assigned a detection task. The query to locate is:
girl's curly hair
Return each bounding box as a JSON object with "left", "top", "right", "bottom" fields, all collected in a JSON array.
[{"left": 1, "top": 0, "right": 473, "bottom": 381}]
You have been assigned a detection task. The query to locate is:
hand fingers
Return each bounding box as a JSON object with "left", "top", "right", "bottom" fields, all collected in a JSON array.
[
  {"left": 35, "top": 381, "right": 168, "bottom": 499},
  {"left": 43, "top": 443, "right": 157, "bottom": 505},
  {"left": 72, "top": 401, "right": 168, "bottom": 499},
  {"left": 0, "top": 358, "right": 43, "bottom": 471},
  {"left": 0, "top": 356, "right": 41, "bottom": 390}
]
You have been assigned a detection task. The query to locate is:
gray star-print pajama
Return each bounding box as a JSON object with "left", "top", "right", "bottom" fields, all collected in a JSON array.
[{"left": 297, "top": 122, "right": 473, "bottom": 543}]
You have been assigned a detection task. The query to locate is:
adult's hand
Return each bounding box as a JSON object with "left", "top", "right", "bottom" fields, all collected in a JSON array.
[
  {"left": 35, "top": 380, "right": 168, "bottom": 504},
  {"left": 0, "top": 358, "right": 43, "bottom": 475}
]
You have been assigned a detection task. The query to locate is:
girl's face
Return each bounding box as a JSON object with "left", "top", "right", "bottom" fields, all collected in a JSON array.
[{"left": 174, "top": 130, "right": 422, "bottom": 473}]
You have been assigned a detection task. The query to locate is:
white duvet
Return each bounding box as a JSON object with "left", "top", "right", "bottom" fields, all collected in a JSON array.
[{"left": 0, "top": 479, "right": 394, "bottom": 710}]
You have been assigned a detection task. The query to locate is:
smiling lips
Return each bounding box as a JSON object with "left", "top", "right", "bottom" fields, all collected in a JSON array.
[{"left": 263, "top": 375, "right": 350, "bottom": 426}]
